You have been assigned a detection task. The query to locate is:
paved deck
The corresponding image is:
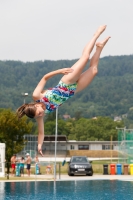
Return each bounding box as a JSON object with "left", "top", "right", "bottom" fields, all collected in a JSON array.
[
  {"left": 58, "top": 174, "right": 133, "bottom": 181},
  {"left": 1, "top": 174, "right": 133, "bottom": 182}
]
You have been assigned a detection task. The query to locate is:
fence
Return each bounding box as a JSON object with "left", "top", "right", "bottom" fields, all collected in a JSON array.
[{"left": 118, "top": 128, "right": 133, "bottom": 164}]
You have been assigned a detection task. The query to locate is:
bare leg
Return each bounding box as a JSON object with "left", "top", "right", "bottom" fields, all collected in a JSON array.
[
  {"left": 27, "top": 169, "right": 30, "bottom": 176},
  {"left": 61, "top": 25, "right": 107, "bottom": 84},
  {"left": 75, "top": 36, "right": 111, "bottom": 93},
  {"left": 11, "top": 168, "right": 14, "bottom": 176}
]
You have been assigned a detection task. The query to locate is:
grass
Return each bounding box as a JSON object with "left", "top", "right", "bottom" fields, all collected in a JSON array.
[{"left": 92, "top": 160, "right": 118, "bottom": 164}]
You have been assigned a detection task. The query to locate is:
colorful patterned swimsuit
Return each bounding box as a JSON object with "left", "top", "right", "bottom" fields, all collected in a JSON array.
[{"left": 36, "top": 81, "right": 77, "bottom": 114}]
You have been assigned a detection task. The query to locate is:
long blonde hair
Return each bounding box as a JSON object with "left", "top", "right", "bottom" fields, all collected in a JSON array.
[{"left": 16, "top": 103, "right": 37, "bottom": 119}]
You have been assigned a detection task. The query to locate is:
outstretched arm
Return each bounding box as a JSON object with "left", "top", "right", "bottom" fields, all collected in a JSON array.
[
  {"left": 36, "top": 117, "right": 45, "bottom": 156},
  {"left": 32, "top": 68, "right": 73, "bottom": 100}
]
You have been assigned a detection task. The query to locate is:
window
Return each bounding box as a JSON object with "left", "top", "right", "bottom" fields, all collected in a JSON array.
[
  {"left": 78, "top": 145, "right": 89, "bottom": 150},
  {"left": 70, "top": 145, "right": 75, "bottom": 150},
  {"left": 102, "top": 145, "right": 113, "bottom": 150},
  {"left": 72, "top": 157, "right": 88, "bottom": 163}
]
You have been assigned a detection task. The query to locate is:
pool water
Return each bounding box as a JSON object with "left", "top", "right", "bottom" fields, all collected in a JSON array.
[{"left": 0, "top": 180, "right": 133, "bottom": 200}]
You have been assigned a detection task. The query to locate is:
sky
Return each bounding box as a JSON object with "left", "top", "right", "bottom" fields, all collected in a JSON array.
[{"left": 0, "top": 0, "right": 133, "bottom": 62}]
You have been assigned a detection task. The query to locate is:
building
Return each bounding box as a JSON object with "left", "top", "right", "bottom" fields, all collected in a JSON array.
[{"left": 18, "top": 135, "right": 118, "bottom": 158}]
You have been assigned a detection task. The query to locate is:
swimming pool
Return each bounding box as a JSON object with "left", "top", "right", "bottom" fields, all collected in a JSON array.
[{"left": 0, "top": 180, "right": 133, "bottom": 200}]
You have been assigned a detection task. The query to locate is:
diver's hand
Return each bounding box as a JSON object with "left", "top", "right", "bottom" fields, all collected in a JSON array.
[
  {"left": 39, "top": 150, "right": 44, "bottom": 157},
  {"left": 60, "top": 68, "right": 74, "bottom": 75},
  {"left": 38, "top": 145, "right": 44, "bottom": 157}
]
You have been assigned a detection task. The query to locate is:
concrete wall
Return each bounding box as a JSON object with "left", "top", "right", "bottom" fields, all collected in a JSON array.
[{"left": 90, "top": 144, "right": 102, "bottom": 150}]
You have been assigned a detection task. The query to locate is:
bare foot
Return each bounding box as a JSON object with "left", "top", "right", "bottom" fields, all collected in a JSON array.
[
  {"left": 95, "top": 25, "right": 107, "bottom": 36},
  {"left": 96, "top": 36, "right": 111, "bottom": 48}
]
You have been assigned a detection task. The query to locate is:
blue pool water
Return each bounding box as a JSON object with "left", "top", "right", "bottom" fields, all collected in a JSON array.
[{"left": 0, "top": 180, "right": 133, "bottom": 200}]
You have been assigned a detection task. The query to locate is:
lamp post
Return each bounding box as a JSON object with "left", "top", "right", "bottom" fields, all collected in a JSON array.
[
  {"left": 21, "top": 93, "right": 28, "bottom": 104},
  {"left": 54, "top": 107, "right": 58, "bottom": 181}
]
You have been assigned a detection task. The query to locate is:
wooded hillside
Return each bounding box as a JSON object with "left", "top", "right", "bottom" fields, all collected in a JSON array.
[{"left": 1, "top": 55, "right": 133, "bottom": 119}]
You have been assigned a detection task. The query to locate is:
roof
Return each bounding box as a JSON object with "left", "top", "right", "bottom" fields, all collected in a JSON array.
[
  {"left": 44, "top": 135, "right": 67, "bottom": 142},
  {"left": 71, "top": 156, "right": 87, "bottom": 158},
  {"left": 63, "top": 114, "right": 71, "bottom": 119}
]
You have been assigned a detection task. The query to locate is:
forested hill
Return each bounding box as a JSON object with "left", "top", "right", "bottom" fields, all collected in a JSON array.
[{"left": 0, "top": 55, "right": 133, "bottom": 118}]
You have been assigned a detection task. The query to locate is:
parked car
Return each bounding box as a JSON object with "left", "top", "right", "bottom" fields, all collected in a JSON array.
[{"left": 68, "top": 156, "right": 93, "bottom": 176}]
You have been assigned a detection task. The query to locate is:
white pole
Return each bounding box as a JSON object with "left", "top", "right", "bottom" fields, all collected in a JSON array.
[
  {"left": 0, "top": 143, "right": 5, "bottom": 177},
  {"left": 54, "top": 108, "right": 58, "bottom": 180},
  {"left": 21, "top": 93, "right": 28, "bottom": 104}
]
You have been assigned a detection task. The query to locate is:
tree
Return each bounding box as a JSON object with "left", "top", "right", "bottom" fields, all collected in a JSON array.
[
  {"left": 71, "top": 117, "right": 124, "bottom": 141},
  {"left": 0, "top": 109, "right": 33, "bottom": 161},
  {"left": 45, "top": 119, "right": 71, "bottom": 136},
  {"left": 45, "top": 111, "right": 57, "bottom": 122}
]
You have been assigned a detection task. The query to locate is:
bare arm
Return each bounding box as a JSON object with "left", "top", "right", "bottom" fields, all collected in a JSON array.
[
  {"left": 32, "top": 68, "right": 73, "bottom": 100},
  {"left": 36, "top": 116, "right": 45, "bottom": 156}
]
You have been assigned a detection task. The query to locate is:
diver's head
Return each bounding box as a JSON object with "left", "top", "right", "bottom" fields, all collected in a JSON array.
[{"left": 16, "top": 102, "right": 46, "bottom": 119}]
